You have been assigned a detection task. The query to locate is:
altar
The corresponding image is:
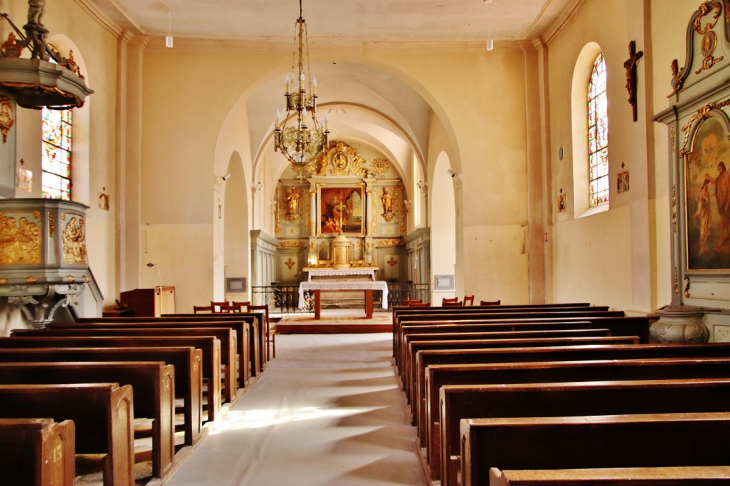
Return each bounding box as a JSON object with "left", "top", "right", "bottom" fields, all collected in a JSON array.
[{"left": 299, "top": 267, "right": 388, "bottom": 319}]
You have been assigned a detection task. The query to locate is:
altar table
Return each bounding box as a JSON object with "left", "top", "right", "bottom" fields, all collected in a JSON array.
[{"left": 298, "top": 280, "right": 389, "bottom": 319}]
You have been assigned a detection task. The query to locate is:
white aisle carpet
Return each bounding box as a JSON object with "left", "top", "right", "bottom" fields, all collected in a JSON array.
[{"left": 165, "top": 334, "right": 427, "bottom": 486}]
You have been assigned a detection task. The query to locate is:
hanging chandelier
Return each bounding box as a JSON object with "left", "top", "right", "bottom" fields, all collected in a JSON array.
[{"left": 274, "top": 0, "right": 329, "bottom": 169}]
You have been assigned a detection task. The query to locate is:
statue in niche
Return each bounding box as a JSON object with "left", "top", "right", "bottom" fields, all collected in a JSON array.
[
  {"left": 381, "top": 188, "right": 396, "bottom": 223},
  {"left": 284, "top": 187, "right": 301, "bottom": 222}
]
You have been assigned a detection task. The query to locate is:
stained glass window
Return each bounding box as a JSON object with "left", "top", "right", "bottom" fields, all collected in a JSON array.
[
  {"left": 42, "top": 107, "right": 72, "bottom": 200},
  {"left": 588, "top": 52, "right": 608, "bottom": 207}
]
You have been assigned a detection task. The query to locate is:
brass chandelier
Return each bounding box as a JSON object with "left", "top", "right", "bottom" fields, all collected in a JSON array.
[{"left": 274, "top": 0, "right": 329, "bottom": 169}]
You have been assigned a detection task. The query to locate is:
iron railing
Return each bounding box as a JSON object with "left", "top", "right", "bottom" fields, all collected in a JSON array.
[{"left": 252, "top": 282, "right": 431, "bottom": 314}]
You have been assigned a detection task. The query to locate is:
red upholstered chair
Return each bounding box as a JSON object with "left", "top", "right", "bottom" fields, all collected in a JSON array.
[
  {"left": 443, "top": 301, "right": 463, "bottom": 307},
  {"left": 480, "top": 300, "right": 501, "bottom": 306},
  {"left": 442, "top": 297, "right": 459, "bottom": 305},
  {"left": 463, "top": 295, "right": 474, "bottom": 306}
]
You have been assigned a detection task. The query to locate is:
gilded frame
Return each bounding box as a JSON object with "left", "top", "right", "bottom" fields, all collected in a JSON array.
[{"left": 318, "top": 184, "right": 366, "bottom": 237}]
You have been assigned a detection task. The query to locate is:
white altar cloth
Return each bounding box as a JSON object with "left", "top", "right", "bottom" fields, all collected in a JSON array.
[
  {"left": 306, "top": 268, "right": 377, "bottom": 281},
  {"left": 298, "top": 281, "right": 389, "bottom": 309}
]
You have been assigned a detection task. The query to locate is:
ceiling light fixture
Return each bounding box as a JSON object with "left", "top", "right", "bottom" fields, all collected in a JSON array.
[
  {"left": 166, "top": 0, "right": 173, "bottom": 48},
  {"left": 274, "top": 0, "right": 329, "bottom": 171}
]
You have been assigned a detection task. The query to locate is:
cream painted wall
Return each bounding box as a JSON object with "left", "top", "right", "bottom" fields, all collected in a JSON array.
[
  {"left": 139, "top": 44, "right": 531, "bottom": 307},
  {"left": 430, "top": 152, "right": 457, "bottom": 304}
]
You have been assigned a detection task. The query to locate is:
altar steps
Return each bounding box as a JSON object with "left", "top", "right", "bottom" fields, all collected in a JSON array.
[{"left": 274, "top": 311, "right": 392, "bottom": 334}]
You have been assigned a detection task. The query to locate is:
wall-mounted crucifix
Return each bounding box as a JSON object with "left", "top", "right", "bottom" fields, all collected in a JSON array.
[{"left": 624, "top": 40, "right": 644, "bottom": 122}]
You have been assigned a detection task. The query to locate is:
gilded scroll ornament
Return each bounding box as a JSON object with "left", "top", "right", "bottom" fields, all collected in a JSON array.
[
  {"left": 281, "top": 241, "right": 307, "bottom": 248},
  {"left": 0, "top": 97, "right": 14, "bottom": 144},
  {"left": 370, "top": 158, "right": 390, "bottom": 176},
  {"left": 371, "top": 191, "right": 378, "bottom": 234},
  {"left": 696, "top": 30, "right": 723, "bottom": 74},
  {"left": 679, "top": 99, "right": 730, "bottom": 156},
  {"left": 672, "top": 184, "right": 678, "bottom": 234},
  {"left": 693, "top": 2, "right": 721, "bottom": 35},
  {"left": 62, "top": 215, "right": 87, "bottom": 264},
  {"left": 24, "top": 276, "right": 36, "bottom": 284},
  {"left": 673, "top": 268, "right": 679, "bottom": 294},
  {"left": 0, "top": 213, "right": 41, "bottom": 265},
  {"left": 275, "top": 187, "right": 281, "bottom": 234},
  {"left": 315, "top": 141, "right": 367, "bottom": 176},
  {"left": 49, "top": 212, "right": 55, "bottom": 237},
  {"left": 0, "top": 278, "right": 7, "bottom": 284},
  {"left": 377, "top": 239, "right": 401, "bottom": 246}
]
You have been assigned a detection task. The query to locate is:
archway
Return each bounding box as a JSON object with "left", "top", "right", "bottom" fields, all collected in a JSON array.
[{"left": 431, "top": 152, "right": 456, "bottom": 305}]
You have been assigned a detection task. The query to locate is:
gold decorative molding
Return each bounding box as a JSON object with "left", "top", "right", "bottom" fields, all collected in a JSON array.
[
  {"left": 692, "top": 3, "right": 724, "bottom": 74},
  {"left": 399, "top": 186, "right": 406, "bottom": 232},
  {"left": 275, "top": 186, "right": 281, "bottom": 234},
  {"left": 281, "top": 241, "right": 307, "bottom": 248},
  {"left": 672, "top": 184, "right": 678, "bottom": 234},
  {"left": 679, "top": 99, "right": 730, "bottom": 156},
  {"left": 0, "top": 278, "right": 7, "bottom": 285},
  {"left": 314, "top": 141, "right": 367, "bottom": 176},
  {"left": 0, "top": 97, "right": 14, "bottom": 144},
  {"left": 693, "top": 2, "right": 721, "bottom": 35},
  {"left": 0, "top": 213, "right": 41, "bottom": 265},
  {"left": 671, "top": 126, "right": 676, "bottom": 153},
  {"left": 62, "top": 215, "right": 87, "bottom": 264},
  {"left": 673, "top": 267, "right": 679, "bottom": 295},
  {"left": 67, "top": 275, "right": 75, "bottom": 283},
  {"left": 371, "top": 191, "right": 378, "bottom": 235},
  {"left": 49, "top": 212, "right": 55, "bottom": 237},
  {"left": 377, "top": 239, "right": 401, "bottom": 246},
  {"left": 285, "top": 257, "right": 296, "bottom": 270},
  {"left": 25, "top": 276, "right": 36, "bottom": 284},
  {"left": 371, "top": 158, "right": 390, "bottom": 176},
  {"left": 684, "top": 275, "right": 691, "bottom": 298}
]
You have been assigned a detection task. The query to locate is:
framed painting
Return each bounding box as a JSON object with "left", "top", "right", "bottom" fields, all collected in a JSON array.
[
  {"left": 319, "top": 186, "right": 364, "bottom": 235},
  {"left": 685, "top": 116, "right": 730, "bottom": 271}
]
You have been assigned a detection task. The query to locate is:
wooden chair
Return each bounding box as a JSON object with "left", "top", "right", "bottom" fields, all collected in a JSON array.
[
  {"left": 480, "top": 299, "right": 501, "bottom": 306},
  {"left": 232, "top": 301, "right": 250, "bottom": 312},
  {"left": 442, "top": 301, "right": 463, "bottom": 307},
  {"left": 193, "top": 305, "right": 214, "bottom": 314},
  {"left": 246, "top": 304, "right": 274, "bottom": 359},
  {"left": 442, "top": 297, "right": 459, "bottom": 305},
  {"left": 211, "top": 301, "right": 236, "bottom": 313},
  {"left": 403, "top": 299, "right": 422, "bottom": 306},
  {"left": 463, "top": 295, "right": 474, "bottom": 306}
]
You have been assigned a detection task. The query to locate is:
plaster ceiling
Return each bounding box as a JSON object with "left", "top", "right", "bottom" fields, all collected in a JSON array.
[{"left": 92, "top": 0, "right": 578, "bottom": 42}]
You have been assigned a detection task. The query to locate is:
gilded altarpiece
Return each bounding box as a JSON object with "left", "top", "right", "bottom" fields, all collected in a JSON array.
[
  {"left": 273, "top": 141, "right": 409, "bottom": 283},
  {"left": 655, "top": 0, "right": 730, "bottom": 342}
]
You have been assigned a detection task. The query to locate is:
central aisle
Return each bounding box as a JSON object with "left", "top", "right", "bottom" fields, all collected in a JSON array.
[{"left": 165, "top": 333, "right": 428, "bottom": 486}]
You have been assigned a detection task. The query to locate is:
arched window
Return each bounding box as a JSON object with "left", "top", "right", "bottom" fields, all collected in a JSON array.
[
  {"left": 588, "top": 52, "right": 608, "bottom": 207},
  {"left": 41, "top": 107, "right": 72, "bottom": 200}
]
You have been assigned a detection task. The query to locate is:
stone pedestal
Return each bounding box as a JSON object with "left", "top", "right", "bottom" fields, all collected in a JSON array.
[{"left": 650, "top": 306, "right": 709, "bottom": 344}]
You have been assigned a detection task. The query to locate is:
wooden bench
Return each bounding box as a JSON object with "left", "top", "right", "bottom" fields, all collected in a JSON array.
[
  {"left": 0, "top": 418, "right": 75, "bottom": 486},
  {"left": 0, "top": 336, "right": 221, "bottom": 422},
  {"left": 489, "top": 466, "right": 730, "bottom": 486},
  {"left": 435, "top": 365, "right": 730, "bottom": 485},
  {"left": 0, "top": 361, "right": 175, "bottom": 478},
  {"left": 78, "top": 315, "right": 262, "bottom": 377},
  {"left": 403, "top": 335, "right": 640, "bottom": 409},
  {"left": 49, "top": 320, "right": 250, "bottom": 388},
  {"left": 0, "top": 346, "right": 202, "bottom": 446},
  {"left": 413, "top": 342, "right": 730, "bottom": 440},
  {"left": 460, "top": 412, "right": 730, "bottom": 486},
  {"left": 14, "top": 327, "right": 237, "bottom": 404},
  {"left": 0, "top": 383, "right": 134, "bottom": 486}
]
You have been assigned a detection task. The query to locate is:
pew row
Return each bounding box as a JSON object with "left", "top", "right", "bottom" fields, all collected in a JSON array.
[
  {"left": 0, "top": 418, "right": 75, "bottom": 486},
  {"left": 460, "top": 412, "right": 730, "bottom": 486},
  {"left": 0, "top": 346, "right": 202, "bottom": 445},
  {"left": 0, "top": 336, "right": 221, "bottom": 421},
  {"left": 436, "top": 367, "right": 730, "bottom": 486},
  {"left": 0, "top": 362, "right": 175, "bottom": 478},
  {"left": 0, "top": 384, "right": 134, "bottom": 486},
  {"left": 13, "top": 327, "right": 237, "bottom": 404}
]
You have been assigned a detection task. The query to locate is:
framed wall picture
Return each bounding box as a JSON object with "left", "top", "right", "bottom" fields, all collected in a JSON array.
[
  {"left": 684, "top": 116, "right": 730, "bottom": 271},
  {"left": 319, "top": 186, "right": 364, "bottom": 235},
  {"left": 434, "top": 274, "right": 454, "bottom": 290},
  {"left": 226, "top": 277, "right": 247, "bottom": 292}
]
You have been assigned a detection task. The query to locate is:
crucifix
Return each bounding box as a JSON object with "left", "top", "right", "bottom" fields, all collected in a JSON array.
[
  {"left": 624, "top": 40, "right": 643, "bottom": 122},
  {"left": 336, "top": 199, "right": 345, "bottom": 234}
]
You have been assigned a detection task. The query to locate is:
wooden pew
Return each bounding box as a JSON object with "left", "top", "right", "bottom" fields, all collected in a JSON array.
[
  {"left": 48, "top": 320, "right": 250, "bottom": 389},
  {"left": 434, "top": 362, "right": 730, "bottom": 485},
  {"left": 0, "top": 418, "right": 75, "bottom": 486},
  {"left": 413, "top": 342, "right": 730, "bottom": 440},
  {"left": 489, "top": 466, "right": 730, "bottom": 486},
  {"left": 0, "top": 347, "right": 202, "bottom": 446},
  {"left": 0, "top": 336, "right": 221, "bottom": 422},
  {"left": 393, "top": 312, "right": 648, "bottom": 370},
  {"left": 14, "top": 327, "right": 237, "bottom": 404},
  {"left": 77, "top": 315, "right": 263, "bottom": 377},
  {"left": 0, "top": 362, "right": 175, "bottom": 478},
  {"left": 403, "top": 335, "right": 640, "bottom": 409},
  {"left": 460, "top": 412, "right": 730, "bottom": 486},
  {"left": 0, "top": 383, "right": 134, "bottom": 486}
]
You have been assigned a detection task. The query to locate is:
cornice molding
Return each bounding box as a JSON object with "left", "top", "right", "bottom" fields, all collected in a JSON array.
[
  {"left": 73, "top": 0, "right": 123, "bottom": 37},
  {"left": 542, "top": 0, "right": 587, "bottom": 45}
]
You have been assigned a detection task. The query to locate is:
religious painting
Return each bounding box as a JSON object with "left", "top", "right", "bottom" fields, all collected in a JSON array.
[
  {"left": 320, "top": 186, "right": 364, "bottom": 235},
  {"left": 617, "top": 171, "right": 629, "bottom": 194},
  {"left": 685, "top": 117, "right": 730, "bottom": 270}
]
